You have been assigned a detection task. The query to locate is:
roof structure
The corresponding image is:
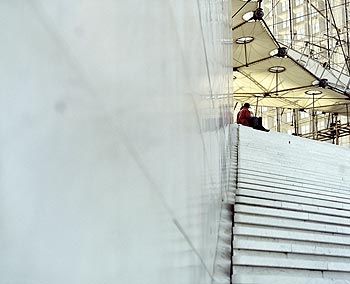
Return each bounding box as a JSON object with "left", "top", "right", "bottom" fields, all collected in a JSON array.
[{"left": 232, "top": 0, "right": 350, "bottom": 114}]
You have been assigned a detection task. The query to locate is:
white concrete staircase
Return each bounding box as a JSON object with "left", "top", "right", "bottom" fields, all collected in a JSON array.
[{"left": 232, "top": 125, "right": 350, "bottom": 284}]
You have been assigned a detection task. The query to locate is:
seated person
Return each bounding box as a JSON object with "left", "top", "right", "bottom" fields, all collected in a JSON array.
[
  {"left": 237, "top": 103, "right": 269, "bottom": 132},
  {"left": 237, "top": 103, "right": 251, "bottom": 126}
]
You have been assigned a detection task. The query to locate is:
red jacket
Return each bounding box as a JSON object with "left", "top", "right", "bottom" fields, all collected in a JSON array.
[{"left": 237, "top": 108, "right": 251, "bottom": 126}]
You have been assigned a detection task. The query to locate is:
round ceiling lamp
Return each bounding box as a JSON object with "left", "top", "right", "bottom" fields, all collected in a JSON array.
[
  {"left": 269, "top": 49, "right": 279, "bottom": 56},
  {"left": 235, "top": 36, "right": 254, "bottom": 44},
  {"left": 305, "top": 90, "right": 322, "bottom": 95},
  {"left": 242, "top": 11, "right": 255, "bottom": 22},
  {"left": 268, "top": 66, "right": 286, "bottom": 73}
]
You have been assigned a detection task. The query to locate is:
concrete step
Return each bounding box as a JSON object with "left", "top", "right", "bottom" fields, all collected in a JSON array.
[
  {"left": 232, "top": 266, "right": 350, "bottom": 284},
  {"left": 233, "top": 224, "right": 350, "bottom": 245},
  {"left": 236, "top": 188, "right": 350, "bottom": 212},
  {"left": 232, "top": 125, "right": 350, "bottom": 282},
  {"left": 237, "top": 183, "right": 350, "bottom": 209},
  {"left": 235, "top": 204, "right": 350, "bottom": 226},
  {"left": 235, "top": 195, "right": 350, "bottom": 218},
  {"left": 233, "top": 249, "right": 350, "bottom": 272},
  {"left": 237, "top": 159, "right": 350, "bottom": 186},
  {"left": 238, "top": 169, "right": 350, "bottom": 196},
  {"left": 233, "top": 235, "right": 350, "bottom": 257},
  {"left": 234, "top": 213, "right": 350, "bottom": 234},
  {"left": 237, "top": 178, "right": 350, "bottom": 202}
]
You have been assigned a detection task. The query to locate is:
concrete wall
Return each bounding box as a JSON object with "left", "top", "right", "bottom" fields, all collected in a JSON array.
[{"left": 0, "top": 1, "right": 232, "bottom": 283}]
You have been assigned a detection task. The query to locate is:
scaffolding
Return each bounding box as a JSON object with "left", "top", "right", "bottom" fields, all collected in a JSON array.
[
  {"left": 264, "top": 0, "right": 350, "bottom": 77},
  {"left": 259, "top": 0, "right": 350, "bottom": 146}
]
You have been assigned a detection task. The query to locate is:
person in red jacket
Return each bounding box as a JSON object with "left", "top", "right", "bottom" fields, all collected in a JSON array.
[{"left": 237, "top": 103, "right": 252, "bottom": 126}]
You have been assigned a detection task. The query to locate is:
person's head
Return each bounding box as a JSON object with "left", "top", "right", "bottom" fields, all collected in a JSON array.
[{"left": 243, "top": 103, "right": 250, "bottom": 109}]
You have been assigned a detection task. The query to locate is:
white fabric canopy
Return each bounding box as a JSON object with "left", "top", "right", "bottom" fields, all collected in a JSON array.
[{"left": 232, "top": 0, "right": 350, "bottom": 114}]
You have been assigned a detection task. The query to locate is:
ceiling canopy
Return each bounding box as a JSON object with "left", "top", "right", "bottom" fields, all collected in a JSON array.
[{"left": 232, "top": 0, "right": 350, "bottom": 114}]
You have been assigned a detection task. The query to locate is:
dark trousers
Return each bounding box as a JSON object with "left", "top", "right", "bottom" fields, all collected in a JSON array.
[{"left": 249, "top": 117, "right": 268, "bottom": 131}]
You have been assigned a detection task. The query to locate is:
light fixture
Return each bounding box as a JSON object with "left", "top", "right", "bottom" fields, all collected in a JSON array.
[
  {"left": 269, "top": 49, "right": 279, "bottom": 56},
  {"left": 235, "top": 36, "right": 254, "bottom": 44},
  {"left": 242, "top": 11, "right": 255, "bottom": 22},
  {"left": 268, "top": 66, "right": 286, "bottom": 73},
  {"left": 305, "top": 90, "right": 322, "bottom": 95}
]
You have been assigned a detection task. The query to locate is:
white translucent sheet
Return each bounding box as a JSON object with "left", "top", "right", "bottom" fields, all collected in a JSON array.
[{"left": 0, "top": 1, "right": 233, "bottom": 283}]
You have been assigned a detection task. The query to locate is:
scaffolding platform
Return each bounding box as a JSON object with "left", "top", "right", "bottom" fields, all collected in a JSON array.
[{"left": 300, "top": 122, "right": 350, "bottom": 143}]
